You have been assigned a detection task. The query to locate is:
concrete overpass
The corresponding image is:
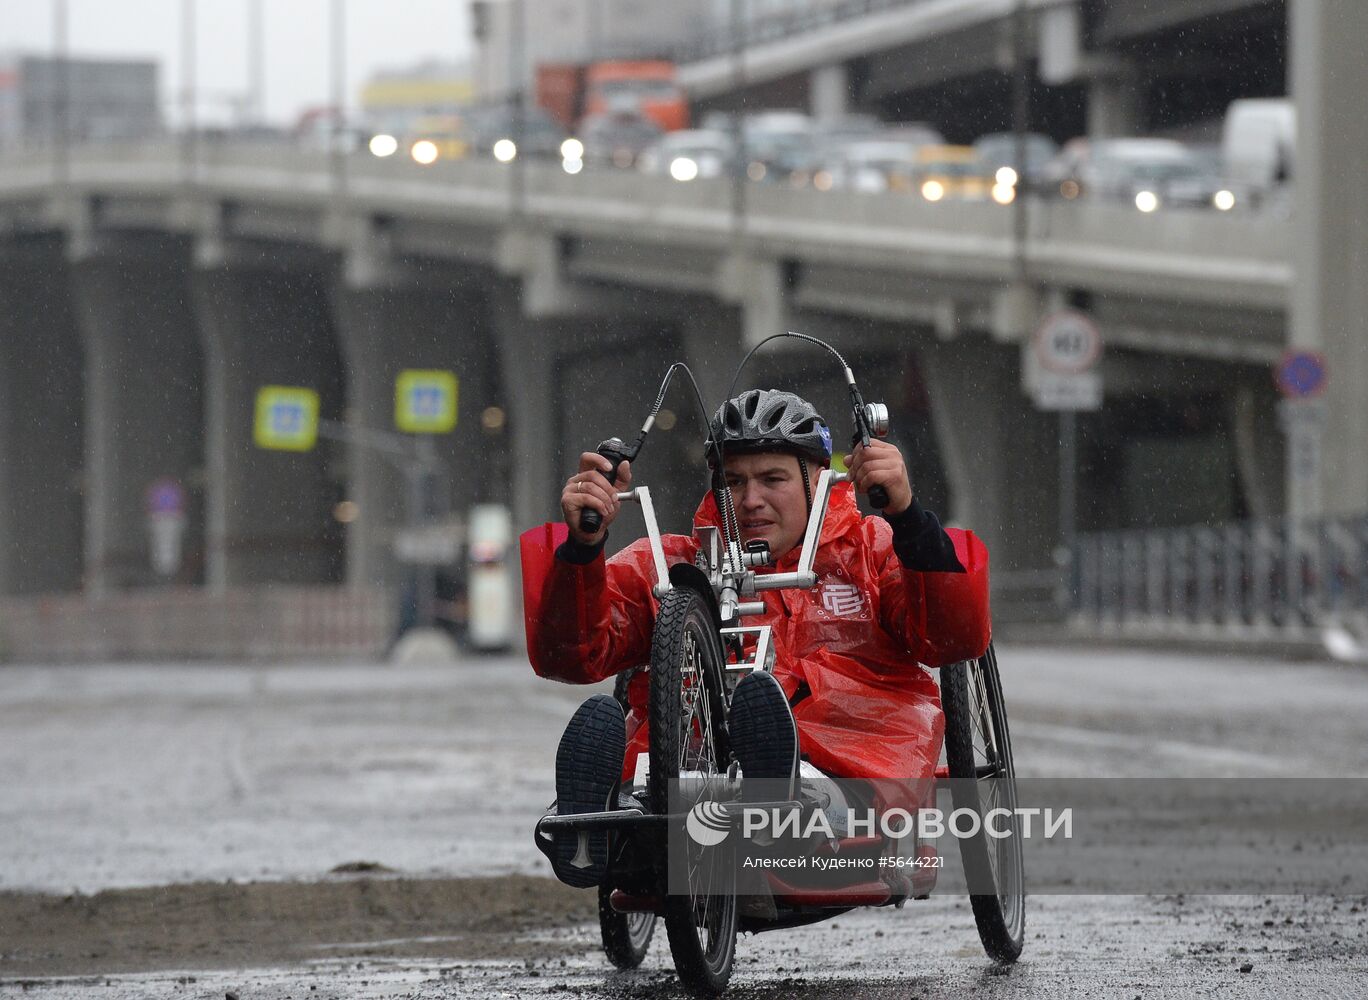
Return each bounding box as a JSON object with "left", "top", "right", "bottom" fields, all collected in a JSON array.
[
  {"left": 678, "top": 0, "right": 1284, "bottom": 139},
  {"left": 0, "top": 139, "right": 1293, "bottom": 618}
]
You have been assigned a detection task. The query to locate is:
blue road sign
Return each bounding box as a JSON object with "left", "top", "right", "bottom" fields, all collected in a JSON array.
[
  {"left": 1276, "top": 351, "right": 1328, "bottom": 399},
  {"left": 254, "top": 386, "right": 321, "bottom": 451},
  {"left": 395, "top": 370, "right": 458, "bottom": 433},
  {"left": 146, "top": 477, "right": 186, "bottom": 516}
]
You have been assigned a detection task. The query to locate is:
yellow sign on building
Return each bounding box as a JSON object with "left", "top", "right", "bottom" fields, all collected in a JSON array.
[
  {"left": 254, "top": 386, "right": 320, "bottom": 451},
  {"left": 395, "top": 370, "right": 458, "bottom": 433}
]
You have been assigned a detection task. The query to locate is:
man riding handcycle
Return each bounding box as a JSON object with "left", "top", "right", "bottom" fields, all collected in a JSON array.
[{"left": 522, "top": 342, "right": 1023, "bottom": 995}]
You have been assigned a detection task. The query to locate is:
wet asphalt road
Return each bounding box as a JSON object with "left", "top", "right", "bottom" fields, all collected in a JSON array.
[{"left": 2, "top": 644, "right": 1367, "bottom": 996}]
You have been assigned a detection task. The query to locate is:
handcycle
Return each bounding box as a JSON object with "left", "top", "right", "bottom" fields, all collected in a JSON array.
[{"left": 533, "top": 335, "right": 1024, "bottom": 995}]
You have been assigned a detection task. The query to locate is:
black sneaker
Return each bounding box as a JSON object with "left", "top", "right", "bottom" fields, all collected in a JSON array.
[
  {"left": 551, "top": 694, "right": 626, "bottom": 888},
  {"left": 728, "top": 671, "right": 799, "bottom": 802}
]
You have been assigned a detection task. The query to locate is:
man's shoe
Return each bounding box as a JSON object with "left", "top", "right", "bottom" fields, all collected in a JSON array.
[
  {"left": 551, "top": 694, "right": 626, "bottom": 888},
  {"left": 728, "top": 671, "right": 799, "bottom": 802}
]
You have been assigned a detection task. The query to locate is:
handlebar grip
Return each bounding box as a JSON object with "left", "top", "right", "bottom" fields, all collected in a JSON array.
[
  {"left": 578, "top": 462, "right": 619, "bottom": 534},
  {"left": 577, "top": 443, "right": 628, "bottom": 535},
  {"left": 579, "top": 506, "right": 604, "bottom": 534},
  {"left": 868, "top": 484, "right": 890, "bottom": 509}
]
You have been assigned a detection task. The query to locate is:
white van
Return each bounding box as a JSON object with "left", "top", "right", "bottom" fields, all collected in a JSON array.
[{"left": 1222, "top": 98, "right": 1294, "bottom": 193}]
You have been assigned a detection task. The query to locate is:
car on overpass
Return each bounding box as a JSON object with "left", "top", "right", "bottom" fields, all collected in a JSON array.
[
  {"left": 1222, "top": 97, "right": 1295, "bottom": 206},
  {"left": 739, "top": 110, "right": 816, "bottom": 184},
  {"left": 910, "top": 144, "right": 991, "bottom": 202},
  {"left": 400, "top": 113, "right": 470, "bottom": 164},
  {"left": 972, "top": 131, "right": 1060, "bottom": 192},
  {"left": 463, "top": 105, "right": 567, "bottom": 161},
  {"left": 637, "top": 128, "right": 735, "bottom": 181},
  {"left": 820, "top": 124, "right": 943, "bottom": 193},
  {"left": 1086, "top": 138, "right": 1236, "bottom": 213},
  {"left": 579, "top": 109, "right": 664, "bottom": 168}
]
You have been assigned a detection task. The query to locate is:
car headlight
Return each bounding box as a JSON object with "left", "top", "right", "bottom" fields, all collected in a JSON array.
[
  {"left": 1213, "top": 189, "right": 1236, "bottom": 211},
  {"left": 669, "top": 156, "right": 699, "bottom": 182},
  {"left": 1135, "top": 190, "right": 1160, "bottom": 213},
  {"left": 369, "top": 133, "right": 398, "bottom": 158},
  {"left": 560, "top": 137, "right": 584, "bottom": 160},
  {"left": 410, "top": 139, "right": 439, "bottom": 165},
  {"left": 493, "top": 138, "right": 517, "bottom": 162},
  {"left": 921, "top": 179, "right": 945, "bottom": 201},
  {"left": 995, "top": 166, "right": 1018, "bottom": 187}
]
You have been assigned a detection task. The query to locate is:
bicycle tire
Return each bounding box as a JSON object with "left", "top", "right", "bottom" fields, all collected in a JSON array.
[
  {"left": 598, "top": 883, "right": 656, "bottom": 968},
  {"left": 649, "top": 586, "right": 737, "bottom": 997},
  {"left": 599, "top": 668, "right": 657, "bottom": 968},
  {"left": 940, "top": 642, "right": 1026, "bottom": 963}
]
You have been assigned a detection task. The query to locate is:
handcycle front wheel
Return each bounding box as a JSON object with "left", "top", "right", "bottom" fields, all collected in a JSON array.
[
  {"left": 649, "top": 586, "right": 737, "bottom": 997},
  {"left": 940, "top": 641, "right": 1025, "bottom": 963}
]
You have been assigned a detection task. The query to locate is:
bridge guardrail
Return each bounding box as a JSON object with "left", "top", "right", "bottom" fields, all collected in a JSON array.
[
  {"left": 674, "top": 0, "right": 928, "bottom": 63},
  {"left": 0, "top": 142, "right": 1290, "bottom": 320}
]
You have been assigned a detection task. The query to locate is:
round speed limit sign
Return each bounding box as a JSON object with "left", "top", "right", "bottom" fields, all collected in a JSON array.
[{"left": 1034, "top": 311, "right": 1102, "bottom": 375}]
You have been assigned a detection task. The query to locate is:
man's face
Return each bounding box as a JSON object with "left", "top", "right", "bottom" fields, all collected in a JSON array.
[{"left": 722, "top": 452, "right": 815, "bottom": 561}]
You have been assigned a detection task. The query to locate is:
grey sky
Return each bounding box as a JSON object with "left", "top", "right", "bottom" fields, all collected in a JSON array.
[{"left": 1, "top": 1, "right": 472, "bottom": 125}]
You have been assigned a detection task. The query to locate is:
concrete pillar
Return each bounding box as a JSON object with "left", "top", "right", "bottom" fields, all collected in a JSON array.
[
  {"left": 720, "top": 254, "right": 792, "bottom": 349},
  {"left": 490, "top": 281, "right": 563, "bottom": 538},
  {"left": 1086, "top": 65, "right": 1141, "bottom": 140},
  {"left": 1037, "top": 2, "right": 1083, "bottom": 87},
  {"left": 193, "top": 265, "right": 346, "bottom": 588},
  {"left": 810, "top": 63, "right": 851, "bottom": 123},
  {"left": 558, "top": 322, "right": 707, "bottom": 533},
  {"left": 70, "top": 239, "right": 205, "bottom": 593},
  {"left": 332, "top": 280, "right": 500, "bottom": 588},
  {"left": 918, "top": 336, "right": 1058, "bottom": 572},
  {"left": 679, "top": 300, "right": 746, "bottom": 415},
  {"left": 494, "top": 234, "right": 695, "bottom": 536},
  {"left": 682, "top": 306, "right": 950, "bottom": 522},
  {"left": 1290, "top": 0, "right": 1368, "bottom": 517},
  {"left": 1229, "top": 381, "right": 1284, "bottom": 521},
  {"left": 0, "top": 242, "right": 84, "bottom": 595}
]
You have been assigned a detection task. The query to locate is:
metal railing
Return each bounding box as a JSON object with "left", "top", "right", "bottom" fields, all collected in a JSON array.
[
  {"left": 1074, "top": 515, "right": 1368, "bottom": 641},
  {"left": 674, "top": 0, "right": 928, "bottom": 63}
]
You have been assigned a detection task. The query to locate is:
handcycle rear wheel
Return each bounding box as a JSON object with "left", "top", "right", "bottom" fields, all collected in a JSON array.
[
  {"left": 940, "top": 641, "right": 1025, "bottom": 963},
  {"left": 596, "top": 669, "right": 657, "bottom": 969},
  {"left": 649, "top": 586, "right": 737, "bottom": 997},
  {"left": 598, "top": 883, "right": 656, "bottom": 968}
]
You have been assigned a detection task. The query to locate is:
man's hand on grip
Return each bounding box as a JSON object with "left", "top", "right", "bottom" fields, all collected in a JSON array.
[
  {"left": 843, "top": 440, "right": 913, "bottom": 516},
  {"left": 562, "top": 452, "right": 633, "bottom": 546}
]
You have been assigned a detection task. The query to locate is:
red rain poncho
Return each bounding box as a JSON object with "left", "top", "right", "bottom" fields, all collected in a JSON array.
[{"left": 520, "top": 482, "right": 990, "bottom": 795}]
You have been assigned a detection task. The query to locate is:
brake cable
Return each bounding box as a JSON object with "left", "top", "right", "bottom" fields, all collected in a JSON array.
[
  {"left": 725, "top": 331, "right": 891, "bottom": 509},
  {"left": 577, "top": 363, "right": 743, "bottom": 570}
]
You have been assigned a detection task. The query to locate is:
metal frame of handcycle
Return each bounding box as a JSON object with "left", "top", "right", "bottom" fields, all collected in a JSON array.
[
  {"left": 628, "top": 464, "right": 849, "bottom": 669},
  {"left": 534, "top": 466, "right": 847, "bottom": 842}
]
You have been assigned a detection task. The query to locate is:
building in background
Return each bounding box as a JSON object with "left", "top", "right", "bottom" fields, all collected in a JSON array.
[
  {"left": 0, "top": 53, "right": 160, "bottom": 150},
  {"left": 359, "top": 59, "right": 476, "bottom": 138}
]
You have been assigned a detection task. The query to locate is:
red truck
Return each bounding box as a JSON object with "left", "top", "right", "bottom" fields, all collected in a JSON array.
[{"left": 536, "top": 60, "right": 689, "bottom": 133}]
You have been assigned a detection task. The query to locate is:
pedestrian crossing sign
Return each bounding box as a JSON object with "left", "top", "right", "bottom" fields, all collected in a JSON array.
[
  {"left": 395, "top": 370, "right": 458, "bottom": 433},
  {"left": 254, "top": 386, "right": 320, "bottom": 451}
]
